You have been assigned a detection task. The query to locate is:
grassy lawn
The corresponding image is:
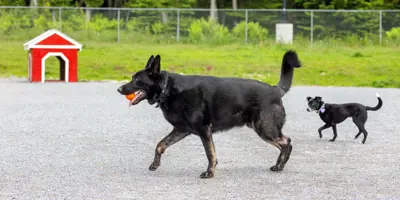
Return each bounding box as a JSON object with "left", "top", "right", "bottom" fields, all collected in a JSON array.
[{"left": 0, "top": 40, "right": 399, "bottom": 88}]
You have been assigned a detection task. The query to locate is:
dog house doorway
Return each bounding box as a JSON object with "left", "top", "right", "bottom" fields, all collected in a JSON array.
[{"left": 41, "top": 52, "right": 69, "bottom": 82}]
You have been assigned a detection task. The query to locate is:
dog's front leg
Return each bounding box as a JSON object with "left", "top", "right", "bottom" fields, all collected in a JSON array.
[
  {"left": 149, "top": 128, "right": 190, "bottom": 171},
  {"left": 318, "top": 124, "right": 332, "bottom": 138},
  {"left": 199, "top": 125, "right": 217, "bottom": 179}
]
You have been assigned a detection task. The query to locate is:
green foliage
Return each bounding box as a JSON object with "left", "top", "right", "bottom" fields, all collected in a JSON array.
[
  {"left": 89, "top": 14, "right": 119, "bottom": 33},
  {"left": 125, "top": 0, "right": 196, "bottom": 8},
  {"left": 83, "top": 0, "right": 104, "bottom": 7},
  {"left": 0, "top": 11, "right": 14, "bottom": 33},
  {"left": 385, "top": 27, "right": 400, "bottom": 41},
  {"left": 0, "top": 0, "right": 26, "bottom": 6},
  {"left": 61, "top": 10, "right": 86, "bottom": 33},
  {"left": 232, "top": 21, "right": 268, "bottom": 44},
  {"left": 188, "top": 18, "right": 231, "bottom": 45}
]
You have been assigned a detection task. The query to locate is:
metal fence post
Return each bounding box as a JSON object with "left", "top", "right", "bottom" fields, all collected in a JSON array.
[
  {"left": 310, "top": 10, "right": 314, "bottom": 44},
  {"left": 59, "top": 8, "right": 62, "bottom": 31},
  {"left": 245, "top": 9, "right": 248, "bottom": 44},
  {"left": 379, "top": 10, "right": 382, "bottom": 45},
  {"left": 117, "top": 9, "right": 120, "bottom": 43},
  {"left": 176, "top": 9, "right": 180, "bottom": 42}
]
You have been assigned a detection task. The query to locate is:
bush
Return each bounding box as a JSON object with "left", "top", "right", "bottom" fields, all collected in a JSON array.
[
  {"left": 386, "top": 27, "right": 400, "bottom": 41},
  {"left": 88, "top": 14, "right": 119, "bottom": 34},
  {"left": 232, "top": 21, "right": 268, "bottom": 44},
  {"left": 0, "top": 12, "right": 14, "bottom": 33},
  {"left": 61, "top": 11, "right": 86, "bottom": 33},
  {"left": 188, "top": 18, "right": 232, "bottom": 45}
]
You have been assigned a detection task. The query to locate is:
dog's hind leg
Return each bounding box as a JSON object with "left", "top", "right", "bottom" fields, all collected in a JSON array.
[
  {"left": 353, "top": 115, "right": 368, "bottom": 144},
  {"left": 329, "top": 125, "right": 338, "bottom": 142},
  {"left": 199, "top": 124, "right": 217, "bottom": 179},
  {"left": 354, "top": 122, "right": 368, "bottom": 144},
  {"left": 254, "top": 110, "right": 292, "bottom": 172},
  {"left": 318, "top": 124, "right": 332, "bottom": 138},
  {"left": 360, "top": 128, "right": 368, "bottom": 144},
  {"left": 355, "top": 129, "right": 362, "bottom": 139},
  {"left": 149, "top": 128, "right": 190, "bottom": 171}
]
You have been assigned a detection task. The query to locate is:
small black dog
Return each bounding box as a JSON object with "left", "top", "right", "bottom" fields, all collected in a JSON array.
[
  {"left": 117, "top": 50, "right": 302, "bottom": 178},
  {"left": 306, "top": 94, "right": 383, "bottom": 144}
]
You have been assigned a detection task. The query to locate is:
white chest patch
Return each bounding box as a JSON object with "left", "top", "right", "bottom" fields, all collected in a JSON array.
[{"left": 319, "top": 104, "right": 326, "bottom": 113}]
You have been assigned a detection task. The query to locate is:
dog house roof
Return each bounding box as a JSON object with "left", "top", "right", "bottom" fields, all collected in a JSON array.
[{"left": 23, "top": 29, "right": 82, "bottom": 51}]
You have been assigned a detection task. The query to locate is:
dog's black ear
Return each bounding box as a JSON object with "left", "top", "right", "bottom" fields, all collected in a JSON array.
[
  {"left": 307, "top": 96, "right": 311, "bottom": 101},
  {"left": 315, "top": 96, "right": 322, "bottom": 101},
  {"left": 145, "top": 55, "right": 155, "bottom": 69},
  {"left": 146, "top": 54, "right": 161, "bottom": 75}
]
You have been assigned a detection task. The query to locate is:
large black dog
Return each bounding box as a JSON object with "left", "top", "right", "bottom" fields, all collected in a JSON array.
[
  {"left": 306, "top": 94, "right": 383, "bottom": 144},
  {"left": 117, "top": 51, "right": 302, "bottom": 178}
]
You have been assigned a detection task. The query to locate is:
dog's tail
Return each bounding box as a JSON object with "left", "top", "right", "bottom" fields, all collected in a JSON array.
[
  {"left": 365, "top": 93, "right": 383, "bottom": 111},
  {"left": 276, "top": 50, "right": 302, "bottom": 96}
]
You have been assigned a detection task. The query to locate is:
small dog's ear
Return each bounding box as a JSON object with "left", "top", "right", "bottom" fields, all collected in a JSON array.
[
  {"left": 145, "top": 55, "right": 155, "bottom": 69},
  {"left": 315, "top": 96, "right": 322, "bottom": 101},
  {"left": 307, "top": 96, "right": 311, "bottom": 101}
]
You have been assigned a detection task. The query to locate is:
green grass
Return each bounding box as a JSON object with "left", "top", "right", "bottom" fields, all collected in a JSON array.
[{"left": 1, "top": 40, "right": 399, "bottom": 88}]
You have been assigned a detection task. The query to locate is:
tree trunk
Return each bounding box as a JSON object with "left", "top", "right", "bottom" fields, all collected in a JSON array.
[
  {"left": 30, "top": 0, "right": 37, "bottom": 6},
  {"left": 232, "top": 0, "right": 237, "bottom": 9},
  {"left": 161, "top": 12, "right": 168, "bottom": 24},
  {"left": 210, "top": 0, "right": 217, "bottom": 21},
  {"left": 85, "top": 9, "right": 91, "bottom": 24}
]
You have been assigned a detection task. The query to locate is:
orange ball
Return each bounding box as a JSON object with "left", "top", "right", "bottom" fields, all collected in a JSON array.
[{"left": 125, "top": 93, "right": 136, "bottom": 100}]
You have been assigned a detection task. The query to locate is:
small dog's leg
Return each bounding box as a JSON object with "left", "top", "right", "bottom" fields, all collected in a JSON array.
[
  {"left": 329, "top": 125, "right": 338, "bottom": 142},
  {"left": 199, "top": 125, "right": 217, "bottom": 179},
  {"left": 318, "top": 124, "right": 331, "bottom": 138},
  {"left": 149, "top": 128, "right": 190, "bottom": 171}
]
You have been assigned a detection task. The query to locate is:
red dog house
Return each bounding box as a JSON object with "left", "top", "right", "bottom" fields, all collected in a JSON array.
[{"left": 23, "top": 29, "right": 83, "bottom": 83}]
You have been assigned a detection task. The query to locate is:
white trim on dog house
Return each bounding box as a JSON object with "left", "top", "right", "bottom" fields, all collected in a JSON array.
[
  {"left": 41, "top": 52, "right": 69, "bottom": 83},
  {"left": 23, "top": 29, "right": 83, "bottom": 51}
]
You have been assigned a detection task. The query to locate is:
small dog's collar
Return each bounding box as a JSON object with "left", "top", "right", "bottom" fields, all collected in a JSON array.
[{"left": 318, "top": 103, "right": 326, "bottom": 113}]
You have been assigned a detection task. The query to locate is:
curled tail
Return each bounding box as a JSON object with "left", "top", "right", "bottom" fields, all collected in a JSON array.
[
  {"left": 365, "top": 93, "right": 383, "bottom": 111},
  {"left": 276, "top": 50, "right": 302, "bottom": 96}
]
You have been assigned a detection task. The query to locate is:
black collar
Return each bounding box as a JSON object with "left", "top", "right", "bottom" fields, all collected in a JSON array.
[{"left": 155, "top": 71, "right": 169, "bottom": 108}]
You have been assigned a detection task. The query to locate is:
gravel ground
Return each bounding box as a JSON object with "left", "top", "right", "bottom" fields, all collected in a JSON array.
[{"left": 0, "top": 81, "right": 399, "bottom": 200}]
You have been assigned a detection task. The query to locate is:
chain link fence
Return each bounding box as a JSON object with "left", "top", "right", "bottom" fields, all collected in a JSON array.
[{"left": 0, "top": 6, "right": 399, "bottom": 45}]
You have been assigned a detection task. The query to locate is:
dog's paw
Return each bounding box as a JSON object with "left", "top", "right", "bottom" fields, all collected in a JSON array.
[
  {"left": 199, "top": 171, "right": 214, "bottom": 179},
  {"left": 270, "top": 165, "right": 283, "bottom": 172},
  {"left": 319, "top": 133, "right": 323, "bottom": 138},
  {"left": 149, "top": 162, "right": 159, "bottom": 171},
  {"left": 329, "top": 139, "right": 335, "bottom": 142}
]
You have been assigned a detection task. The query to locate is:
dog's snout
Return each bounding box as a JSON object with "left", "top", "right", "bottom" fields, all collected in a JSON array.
[{"left": 117, "top": 86, "right": 123, "bottom": 94}]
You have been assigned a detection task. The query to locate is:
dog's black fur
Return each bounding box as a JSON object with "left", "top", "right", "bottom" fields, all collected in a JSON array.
[
  {"left": 117, "top": 50, "right": 302, "bottom": 178},
  {"left": 306, "top": 94, "right": 383, "bottom": 144}
]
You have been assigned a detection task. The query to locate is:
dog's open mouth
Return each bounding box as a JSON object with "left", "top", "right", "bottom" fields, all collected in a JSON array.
[{"left": 130, "top": 90, "right": 147, "bottom": 106}]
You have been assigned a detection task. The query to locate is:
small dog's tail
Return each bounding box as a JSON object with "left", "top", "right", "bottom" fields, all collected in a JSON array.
[
  {"left": 365, "top": 93, "right": 383, "bottom": 111},
  {"left": 276, "top": 50, "right": 302, "bottom": 96}
]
